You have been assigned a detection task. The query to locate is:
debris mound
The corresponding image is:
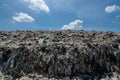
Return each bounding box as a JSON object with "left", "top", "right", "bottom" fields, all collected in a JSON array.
[{"left": 0, "top": 30, "right": 120, "bottom": 80}]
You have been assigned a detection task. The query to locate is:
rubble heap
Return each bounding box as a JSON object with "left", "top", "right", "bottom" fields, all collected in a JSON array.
[{"left": 0, "top": 30, "right": 120, "bottom": 80}]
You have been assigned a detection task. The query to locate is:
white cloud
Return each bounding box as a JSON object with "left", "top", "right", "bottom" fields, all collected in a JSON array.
[
  {"left": 24, "top": 0, "right": 50, "bottom": 13},
  {"left": 105, "top": 5, "right": 120, "bottom": 13},
  {"left": 12, "top": 12, "right": 35, "bottom": 22},
  {"left": 62, "top": 20, "right": 83, "bottom": 30}
]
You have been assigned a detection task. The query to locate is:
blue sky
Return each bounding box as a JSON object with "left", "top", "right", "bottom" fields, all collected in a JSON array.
[{"left": 0, "top": 0, "right": 120, "bottom": 32}]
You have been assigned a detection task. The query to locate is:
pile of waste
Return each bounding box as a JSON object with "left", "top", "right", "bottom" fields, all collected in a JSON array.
[{"left": 0, "top": 30, "right": 120, "bottom": 80}]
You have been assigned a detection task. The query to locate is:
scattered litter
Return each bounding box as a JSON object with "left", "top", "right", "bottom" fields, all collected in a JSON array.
[{"left": 0, "top": 30, "right": 120, "bottom": 80}]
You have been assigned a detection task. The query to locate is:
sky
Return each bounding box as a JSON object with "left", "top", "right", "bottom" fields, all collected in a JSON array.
[{"left": 0, "top": 0, "right": 120, "bottom": 32}]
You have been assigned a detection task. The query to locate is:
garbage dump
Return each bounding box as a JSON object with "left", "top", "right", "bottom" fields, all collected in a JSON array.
[{"left": 0, "top": 30, "right": 120, "bottom": 80}]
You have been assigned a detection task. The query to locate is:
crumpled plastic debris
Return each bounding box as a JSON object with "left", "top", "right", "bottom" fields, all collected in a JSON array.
[{"left": 0, "top": 30, "right": 120, "bottom": 80}]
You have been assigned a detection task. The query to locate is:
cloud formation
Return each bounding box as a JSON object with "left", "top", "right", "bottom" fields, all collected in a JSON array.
[
  {"left": 12, "top": 12, "right": 35, "bottom": 22},
  {"left": 24, "top": 0, "right": 50, "bottom": 13},
  {"left": 105, "top": 5, "right": 120, "bottom": 13},
  {"left": 62, "top": 20, "right": 83, "bottom": 30}
]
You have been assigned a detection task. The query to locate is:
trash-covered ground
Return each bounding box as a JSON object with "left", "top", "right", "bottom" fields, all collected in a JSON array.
[{"left": 0, "top": 30, "right": 120, "bottom": 80}]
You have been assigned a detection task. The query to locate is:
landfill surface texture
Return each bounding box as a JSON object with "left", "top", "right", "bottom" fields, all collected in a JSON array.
[{"left": 0, "top": 30, "right": 120, "bottom": 80}]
